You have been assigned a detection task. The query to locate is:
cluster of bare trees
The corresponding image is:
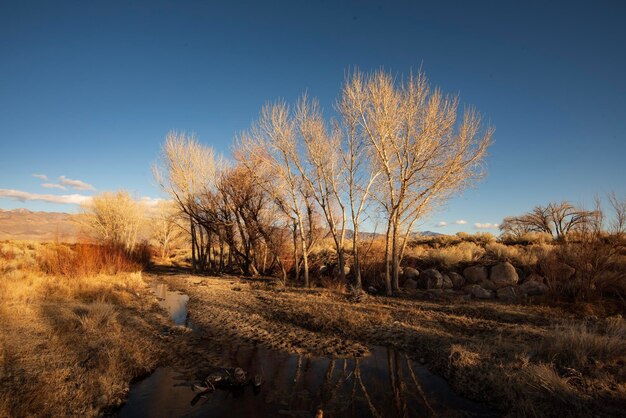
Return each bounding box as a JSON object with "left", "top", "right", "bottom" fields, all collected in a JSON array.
[
  {"left": 155, "top": 69, "right": 493, "bottom": 294},
  {"left": 499, "top": 196, "right": 626, "bottom": 241}
]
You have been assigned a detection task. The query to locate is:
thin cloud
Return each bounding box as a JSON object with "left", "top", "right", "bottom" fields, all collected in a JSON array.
[
  {"left": 140, "top": 196, "right": 164, "bottom": 207},
  {"left": 41, "top": 183, "right": 67, "bottom": 190},
  {"left": 59, "top": 176, "right": 95, "bottom": 191},
  {"left": 454, "top": 219, "right": 467, "bottom": 225},
  {"left": 474, "top": 222, "right": 499, "bottom": 229},
  {"left": 32, "top": 174, "right": 49, "bottom": 181},
  {"left": 0, "top": 188, "right": 91, "bottom": 205},
  {"left": 435, "top": 221, "right": 448, "bottom": 227}
]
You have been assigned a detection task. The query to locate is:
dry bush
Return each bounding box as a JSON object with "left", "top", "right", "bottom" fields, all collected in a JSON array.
[
  {"left": 423, "top": 241, "right": 485, "bottom": 268},
  {"left": 75, "top": 302, "right": 118, "bottom": 332},
  {"left": 523, "top": 363, "right": 582, "bottom": 407},
  {"left": 37, "top": 242, "right": 150, "bottom": 277},
  {"left": 449, "top": 344, "right": 481, "bottom": 368},
  {"left": 539, "top": 237, "right": 626, "bottom": 302},
  {"left": 501, "top": 232, "right": 553, "bottom": 246},
  {"left": 484, "top": 242, "right": 520, "bottom": 262},
  {"left": 318, "top": 276, "right": 347, "bottom": 293}
]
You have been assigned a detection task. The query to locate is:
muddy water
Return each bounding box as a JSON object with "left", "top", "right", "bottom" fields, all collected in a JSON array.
[{"left": 122, "top": 283, "right": 495, "bottom": 417}]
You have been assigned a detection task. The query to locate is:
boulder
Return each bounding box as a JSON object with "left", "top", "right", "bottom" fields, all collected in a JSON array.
[
  {"left": 403, "top": 267, "right": 420, "bottom": 281},
  {"left": 418, "top": 269, "right": 443, "bottom": 289},
  {"left": 497, "top": 286, "right": 522, "bottom": 301},
  {"left": 519, "top": 280, "right": 548, "bottom": 296},
  {"left": 479, "top": 279, "right": 498, "bottom": 291},
  {"left": 490, "top": 262, "right": 519, "bottom": 288},
  {"left": 404, "top": 278, "right": 418, "bottom": 289},
  {"left": 463, "top": 284, "right": 494, "bottom": 299},
  {"left": 463, "top": 265, "right": 488, "bottom": 284},
  {"left": 515, "top": 267, "right": 527, "bottom": 283},
  {"left": 551, "top": 263, "right": 576, "bottom": 281},
  {"left": 319, "top": 265, "right": 329, "bottom": 275},
  {"left": 525, "top": 273, "right": 545, "bottom": 284},
  {"left": 442, "top": 274, "right": 454, "bottom": 289},
  {"left": 449, "top": 272, "right": 465, "bottom": 288}
]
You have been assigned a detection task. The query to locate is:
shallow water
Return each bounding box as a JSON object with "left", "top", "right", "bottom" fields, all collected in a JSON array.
[
  {"left": 151, "top": 282, "right": 193, "bottom": 328},
  {"left": 121, "top": 346, "right": 494, "bottom": 418},
  {"left": 124, "top": 282, "right": 495, "bottom": 417}
]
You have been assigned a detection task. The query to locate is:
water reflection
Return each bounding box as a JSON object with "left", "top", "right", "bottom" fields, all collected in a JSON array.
[
  {"left": 120, "top": 345, "right": 495, "bottom": 418},
  {"left": 152, "top": 282, "right": 191, "bottom": 327}
]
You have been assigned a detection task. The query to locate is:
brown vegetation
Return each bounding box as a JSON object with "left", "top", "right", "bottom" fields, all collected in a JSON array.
[{"left": 0, "top": 241, "right": 165, "bottom": 417}]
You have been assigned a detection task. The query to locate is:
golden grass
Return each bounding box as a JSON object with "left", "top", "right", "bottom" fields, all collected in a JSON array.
[{"left": 0, "top": 241, "right": 164, "bottom": 417}]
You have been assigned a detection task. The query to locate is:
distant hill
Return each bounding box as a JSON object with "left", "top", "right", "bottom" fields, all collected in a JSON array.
[
  {"left": 343, "top": 229, "right": 443, "bottom": 239},
  {"left": 0, "top": 208, "right": 78, "bottom": 242}
]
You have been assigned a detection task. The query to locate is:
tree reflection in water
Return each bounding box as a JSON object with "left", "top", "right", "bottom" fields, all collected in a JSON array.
[{"left": 121, "top": 344, "right": 495, "bottom": 418}]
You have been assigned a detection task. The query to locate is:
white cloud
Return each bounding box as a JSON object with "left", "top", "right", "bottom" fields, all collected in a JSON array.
[
  {"left": 454, "top": 219, "right": 467, "bottom": 225},
  {"left": 32, "top": 174, "right": 49, "bottom": 181},
  {"left": 139, "top": 196, "right": 164, "bottom": 207},
  {"left": 0, "top": 188, "right": 91, "bottom": 205},
  {"left": 474, "top": 222, "right": 499, "bottom": 229},
  {"left": 41, "top": 183, "right": 67, "bottom": 190},
  {"left": 59, "top": 176, "right": 95, "bottom": 191},
  {"left": 435, "top": 221, "right": 448, "bottom": 227}
]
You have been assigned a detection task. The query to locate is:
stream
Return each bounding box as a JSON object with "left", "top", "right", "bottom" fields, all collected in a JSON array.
[{"left": 119, "top": 282, "right": 495, "bottom": 418}]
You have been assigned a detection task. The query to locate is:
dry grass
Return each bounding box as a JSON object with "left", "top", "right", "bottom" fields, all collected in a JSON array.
[
  {"left": 0, "top": 241, "right": 165, "bottom": 417},
  {"left": 539, "top": 317, "right": 626, "bottom": 369}
]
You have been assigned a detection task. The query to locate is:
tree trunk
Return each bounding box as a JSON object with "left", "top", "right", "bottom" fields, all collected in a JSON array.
[
  {"left": 337, "top": 244, "right": 346, "bottom": 283},
  {"left": 391, "top": 219, "right": 401, "bottom": 292},
  {"left": 352, "top": 223, "right": 362, "bottom": 289},
  {"left": 384, "top": 219, "right": 393, "bottom": 296},
  {"left": 190, "top": 215, "right": 197, "bottom": 274}
]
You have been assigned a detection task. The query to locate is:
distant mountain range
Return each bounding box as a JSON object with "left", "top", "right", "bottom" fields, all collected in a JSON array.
[
  {"left": 0, "top": 208, "right": 78, "bottom": 242},
  {"left": 0, "top": 208, "right": 444, "bottom": 243},
  {"left": 339, "top": 229, "right": 442, "bottom": 240}
]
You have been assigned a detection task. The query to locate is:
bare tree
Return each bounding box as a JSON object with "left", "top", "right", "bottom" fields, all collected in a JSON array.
[
  {"left": 608, "top": 192, "right": 626, "bottom": 237},
  {"left": 548, "top": 201, "right": 596, "bottom": 240},
  {"left": 154, "top": 131, "right": 219, "bottom": 273},
  {"left": 80, "top": 190, "right": 144, "bottom": 252},
  {"left": 151, "top": 200, "right": 186, "bottom": 259},
  {"left": 338, "top": 84, "right": 380, "bottom": 289},
  {"left": 293, "top": 96, "right": 349, "bottom": 283},
  {"left": 341, "top": 70, "right": 493, "bottom": 294},
  {"left": 235, "top": 102, "right": 315, "bottom": 287},
  {"left": 501, "top": 201, "right": 597, "bottom": 241}
]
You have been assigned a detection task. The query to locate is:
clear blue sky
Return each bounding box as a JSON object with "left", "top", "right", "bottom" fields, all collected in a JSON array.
[{"left": 1, "top": 0, "right": 625, "bottom": 232}]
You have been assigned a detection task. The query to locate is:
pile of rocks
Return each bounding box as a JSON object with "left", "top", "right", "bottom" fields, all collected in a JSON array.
[{"left": 402, "top": 261, "right": 550, "bottom": 301}]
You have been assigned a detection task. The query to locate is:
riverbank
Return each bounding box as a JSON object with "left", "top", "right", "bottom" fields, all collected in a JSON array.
[
  {"left": 0, "top": 269, "right": 169, "bottom": 417},
  {"left": 161, "top": 273, "right": 626, "bottom": 418}
]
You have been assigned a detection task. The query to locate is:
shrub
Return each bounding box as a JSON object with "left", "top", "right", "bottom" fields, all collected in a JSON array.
[
  {"left": 37, "top": 242, "right": 150, "bottom": 277},
  {"left": 424, "top": 241, "right": 485, "bottom": 268}
]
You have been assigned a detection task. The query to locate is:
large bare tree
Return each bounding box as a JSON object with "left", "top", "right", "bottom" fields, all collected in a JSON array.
[{"left": 341, "top": 70, "right": 493, "bottom": 294}]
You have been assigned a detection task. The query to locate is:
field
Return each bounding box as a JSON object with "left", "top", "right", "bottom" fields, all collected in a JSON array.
[{"left": 1, "top": 239, "right": 625, "bottom": 417}]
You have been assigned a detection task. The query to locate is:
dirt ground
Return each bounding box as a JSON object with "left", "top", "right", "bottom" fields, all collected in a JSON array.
[{"left": 156, "top": 272, "right": 626, "bottom": 418}]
